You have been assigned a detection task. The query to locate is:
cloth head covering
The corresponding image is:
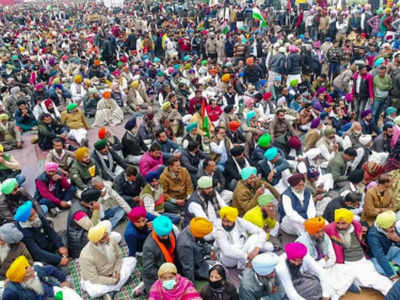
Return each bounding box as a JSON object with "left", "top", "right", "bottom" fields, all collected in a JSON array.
[
  {"left": 285, "top": 242, "right": 308, "bottom": 260},
  {"left": 153, "top": 215, "right": 173, "bottom": 236},
  {"left": 0, "top": 223, "right": 23, "bottom": 244},
  {"left": 230, "top": 145, "right": 244, "bottom": 157},
  {"left": 241, "top": 167, "right": 257, "bottom": 180},
  {"left": 265, "top": 147, "right": 278, "bottom": 161},
  {"left": 94, "top": 139, "right": 107, "bottom": 151},
  {"left": 258, "top": 134, "right": 271, "bottom": 148},
  {"left": 44, "top": 162, "right": 58, "bottom": 172},
  {"left": 88, "top": 222, "right": 108, "bottom": 243},
  {"left": 324, "top": 126, "right": 336, "bottom": 137},
  {"left": 44, "top": 99, "right": 52, "bottom": 108},
  {"left": 304, "top": 217, "right": 326, "bottom": 235},
  {"left": 130, "top": 80, "right": 139, "bottom": 89},
  {"left": 103, "top": 91, "right": 111, "bottom": 99},
  {"left": 81, "top": 189, "right": 101, "bottom": 203},
  {"left": 310, "top": 118, "right": 321, "bottom": 129},
  {"left": 374, "top": 57, "right": 385, "bottom": 68},
  {"left": 376, "top": 211, "right": 396, "bottom": 229},
  {"left": 1, "top": 178, "right": 18, "bottom": 195},
  {"left": 361, "top": 109, "right": 372, "bottom": 119},
  {"left": 74, "top": 74, "right": 82, "bottom": 83},
  {"left": 348, "top": 169, "right": 364, "bottom": 184},
  {"left": 228, "top": 121, "right": 241, "bottom": 132},
  {"left": 221, "top": 73, "right": 230, "bottom": 83},
  {"left": 288, "top": 173, "right": 305, "bottom": 187},
  {"left": 158, "top": 263, "right": 177, "bottom": 277},
  {"left": 66, "top": 103, "right": 77, "bottom": 112},
  {"left": 186, "top": 122, "right": 198, "bottom": 133},
  {"left": 246, "top": 111, "right": 256, "bottom": 123},
  {"left": 288, "top": 136, "right": 302, "bottom": 150},
  {"left": 334, "top": 208, "right": 354, "bottom": 224},
  {"left": 190, "top": 217, "right": 213, "bottom": 238},
  {"left": 88, "top": 88, "right": 98, "bottom": 95},
  {"left": 128, "top": 207, "right": 147, "bottom": 223},
  {"left": 290, "top": 79, "right": 299, "bottom": 87},
  {"left": 146, "top": 170, "right": 161, "bottom": 183},
  {"left": 219, "top": 206, "right": 239, "bottom": 222},
  {"left": 125, "top": 117, "right": 137, "bottom": 130},
  {"left": 197, "top": 176, "right": 213, "bottom": 189},
  {"left": 75, "top": 147, "right": 89, "bottom": 161},
  {"left": 359, "top": 134, "right": 372, "bottom": 146},
  {"left": 257, "top": 194, "right": 275, "bottom": 206},
  {"left": 252, "top": 253, "right": 279, "bottom": 275},
  {"left": 312, "top": 101, "right": 323, "bottom": 112},
  {"left": 263, "top": 92, "right": 272, "bottom": 100},
  {"left": 386, "top": 106, "right": 397, "bottom": 116},
  {"left": 6, "top": 256, "right": 30, "bottom": 283},
  {"left": 98, "top": 127, "right": 107, "bottom": 139},
  {"left": 0, "top": 114, "right": 8, "bottom": 121},
  {"left": 162, "top": 101, "right": 171, "bottom": 111},
  {"left": 14, "top": 201, "right": 32, "bottom": 222}
]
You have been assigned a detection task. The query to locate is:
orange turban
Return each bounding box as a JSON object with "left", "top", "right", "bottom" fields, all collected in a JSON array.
[
  {"left": 103, "top": 91, "right": 111, "bottom": 99},
  {"left": 229, "top": 121, "right": 241, "bottom": 132},
  {"left": 304, "top": 217, "right": 326, "bottom": 235},
  {"left": 98, "top": 127, "right": 106, "bottom": 139}
]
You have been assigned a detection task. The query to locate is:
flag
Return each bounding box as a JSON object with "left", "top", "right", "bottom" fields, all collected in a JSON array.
[
  {"left": 201, "top": 100, "right": 210, "bottom": 138},
  {"left": 252, "top": 7, "right": 266, "bottom": 28},
  {"left": 221, "top": 21, "right": 229, "bottom": 34},
  {"left": 160, "top": 4, "right": 165, "bottom": 16}
]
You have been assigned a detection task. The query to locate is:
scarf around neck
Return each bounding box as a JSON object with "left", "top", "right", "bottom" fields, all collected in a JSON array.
[{"left": 152, "top": 230, "right": 176, "bottom": 263}]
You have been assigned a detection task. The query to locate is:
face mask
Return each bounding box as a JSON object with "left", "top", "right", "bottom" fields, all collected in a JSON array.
[
  {"left": 209, "top": 279, "right": 224, "bottom": 289},
  {"left": 162, "top": 279, "right": 176, "bottom": 290},
  {"left": 222, "top": 224, "right": 235, "bottom": 232}
]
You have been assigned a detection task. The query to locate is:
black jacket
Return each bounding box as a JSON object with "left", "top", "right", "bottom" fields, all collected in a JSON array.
[
  {"left": 114, "top": 171, "right": 146, "bottom": 204},
  {"left": 121, "top": 130, "right": 148, "bottom": 157},
  {"left": 287, "top": 53, "right": 302, "bottom": 75},
  {"left": 201, "top": 282, "right": 239, "bottom": 300},
  {"left": 91, "top": 149, "right": 128, "bottom": 181}
]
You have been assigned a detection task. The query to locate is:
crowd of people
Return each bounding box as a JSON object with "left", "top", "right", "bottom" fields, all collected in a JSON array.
[{"left": 4, "top": 0, "right": 400, "bottom": 299}]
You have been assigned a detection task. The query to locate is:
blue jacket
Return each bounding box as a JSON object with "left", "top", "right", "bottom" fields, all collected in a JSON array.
[
  {"left": 367, "top": 225, "right": 398, "bottom": 277},
  {"left": 155, "top": 140, "right": 180, "bottom": 161},
  {"left": 279, "top": 187, "right": 312, "bottom": 221},
  {"left": 124, "top": 213, "right": 156, "bottom": 256},
  {"left": 2, "top": 265, "right": 66, "bottom": 300}
]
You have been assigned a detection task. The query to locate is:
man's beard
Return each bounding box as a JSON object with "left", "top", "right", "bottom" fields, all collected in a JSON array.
[
  {"left": 22, "top": 273, "right": 44, "bottom": 295},
  {"left": 95, "top": 242, "right": 116, "bottom": 263},
  {"left": 338, "top": 227, "right": 352, "bottom": 248},
  {"left": 29, "top": 215, "right": 42, "bottom": 228},
  {"left": 160, "top": 237, "right": 171, "bottom": 248},
  {"left": 286, "top": 260, "right": 302, "bottom": 279},
  {"left": 0, "top": 243, "right": 10, "bottom": 263},
  {"left": 202, "top": 191, "right": 215, "bottom": 202},
  {"left": 236, "top": 157, "right": 245, "bottom": 168}
]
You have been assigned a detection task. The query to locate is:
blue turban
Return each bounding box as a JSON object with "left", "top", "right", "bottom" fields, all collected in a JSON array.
[
  {"left": 153, "top": 215, "right": 173, "bottom": 236},
  {"left": 14, "top": 201, "right": 32, "bottom": 222},
  {"left": 186, "top": 122, "right": 198, "bottom": 133},
  {"left": 265, "top": 147, "right": 278, "bottom": 161},
  {"left": 260, "top": 79, "right": 267, "bottom": 87},
  {"left": 386, "top": 106, "right": 397, "bottom": 116},
  {"left": 146, "top": 170, "right": 161, "bottom": 183},
  {"left": 241, "top": 167, "right": 257, "bottom": 181},
  {"left": 338, "top": 122, "right": 352, "bottom": 136},
  {"left": 238, "top": 72, "right": 244, "bottom": 78},
  {"left": 374, "top": 57, "right": 385, "bottom": 68},
  {"left": 154, "top": 57, "right": 161, "bottom": 63},
  {"left": 246, "top": 111, "right": 256, "bottom": 123},
  {"left": 252, "top": 253, "right": 280, "bottom": 275},
  {"left": 183, "top": 55, "right": 191, "bottom": 62},
  {"left": 173, "top": 64, "right": 180, "bottom": 70},
  {"left": 124, "top": 117, "right": 137, "bottom": 130}
]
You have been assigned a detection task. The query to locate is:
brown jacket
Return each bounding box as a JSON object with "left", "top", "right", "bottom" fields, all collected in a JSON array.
[
  {"left": 0, "top": 242, "right": 33, "bottom": 280},
  {"left": 362, "top": 186, "right": 395, "bottom": 226},
  {"left": 160, "top": 167, "right": 194, "bottom": 202},
  {"left": 61, "top": 109, "right": 89, "bottom": 130},
  {"left": 79, "top": 238, "right": 123, "bottom": 285},
  {"left": 232, "top": 179, "right": 280, "bottom": 217}
]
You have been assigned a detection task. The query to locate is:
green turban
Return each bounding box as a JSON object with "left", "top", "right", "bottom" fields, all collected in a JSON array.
[
  {"left": 257, "top": 194, "right": 275, "bottom": 206},
  {"left": 94, "top": 139, "right": 108, "bottom": 151},
  {"left": 66, "top": 103, "right": 78, "bottom": 112},
  {"left": 258, "top": 134, "right": 271, "bottom": 148},
  {"left": 1, "top": 178, "right": 17, "bottom": 195}
]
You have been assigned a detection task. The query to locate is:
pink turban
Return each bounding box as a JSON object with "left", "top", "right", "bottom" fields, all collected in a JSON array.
[
  {"left": 285, "top": 242, "right": 307, "bottom": 260},
  {"left": 128, "top": 207, "right": 147, "bottom": 223},
  {"left": 245, "top": 98, "right": 254, "bottom": 107},
  {"left": 288, "top": 45, "right": 299, "bottom": 53},
  {"left": 113, "top": 70, "right": 121, "bottom": 77},
  {"left": 35, "top": 83, "right": 45, "bottom": 90},
  {"left": 44, "top": 162, "right": 59, "bottom": 172}
]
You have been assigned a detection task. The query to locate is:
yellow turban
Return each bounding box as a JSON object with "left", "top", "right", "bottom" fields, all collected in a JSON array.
[
  {"left": 334, "top": 208, "right": 354, "bottom": 224},
  {"left": 75, "top": 147, "right": 89, "bottom": 161},
  {"left": 74, "top": 74, "right": 82, "bottom": 84},
  {"left": 304, "top": 217, "right": 326, "bottom": 235},
  {"left": 88, "top": 223, "right": 107, "bottom": 244},
  {"left": 219, "top": 206, "right": 239, "bottom": 222},
  {"left": 0, "top": 144, "right": 3, "bottom": 152},
  {"left": 162, "top": 101, "right": 171, "bottom": 111},
  {"left": 189, "top": 217, "right": 213, "bottom": 238},
  {"left": 6, "top": 256, "right": 30, "bottom": 283},
  {"left": 221, "top": 73, "right": 230, "bottom": 83},
  {"left": 130, "top": 80, "right": 139, "bottom": 89},
  {"left": 376, "top": 211, "right": 396, "bottom": 229},
  {"left": 157, "top": 262, "right": 177, "bottom": 277}
]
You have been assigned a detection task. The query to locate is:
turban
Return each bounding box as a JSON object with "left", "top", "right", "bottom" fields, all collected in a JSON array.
[
  {"left": 154, "top": 57, "right": 161, "bottom": 63},
  {"left": 52, "top": 78, "right": 60, "bottom": 85},
  {"left": 304, "top": 217, "right": 326, "bottom": 235},
  {"left": 376, "top": 211, "right": 396, "bottom": 229},
  {"left": 103, "top": 91, "right": 111, "bottom": 99},
  {"left": 35, "top": 83, "right": 45, "bottom": 90},
  {"left": 245, "top": 98, "right": 254, "bottom": 107},
  {"left": 345, "top": 93, "right": 353, "bottom": 103},
  {"left": 186, "top": 122, "right": 198, "bottom": 133},
  {"left": 324, "top": 126, "right": 336, "bottom": 137},
  {"left": 359, "top": 134, "right": 372, "bottom": 146},
  {"left": 158, "top": 263, "right": 177, "bottom": 277},
  {"left": 162, "top": 101, "right": 171, "bottom": 111},
  {"left": 290, "top": 79, "right": 298, "bottom": 87},
  {"left": 66, "top": 103, "right": 77, "bottom": 112},
  {"left": 94, "top": 139, "right": 107, "bottom": 151},
  {"left": 10, "top": 86, "right": 20, "bottom": 95},
  {"left": 125, "top": 117, "right": 137, "bottom": 130},
  {"left": 183, "top": 55, "right": 191, "bottom": 62},
  {"left": 288, "top": 173, "right": 305, "bottom": 187},
  {"left": 146, "top": 170, "right": 161, "bottom": 183},
  {"left": 258, "top": 134, "right": 271, "bottom": 148},
  {"left": 361, "top": 109, "right": 372, "bottom": 119},
  {"left": 0, "top": 113, "right": 9, "bottom": 121},
  {"left": 288, "top": 45, "right": 299, "bottom": 53},
  {"left": 219, "top": 206, "right": 238, "bottom": 222},
  {"left": 14, "top": 201, "right": 32, "bottom": 222},
  {"left": 197, "top": 176, "right": 213, "bottom": 189},
  {"left": 375, "top": 57, "right": 385, "bottom": 68},
  {"left": 246, "top": 111, "right": 256, "bottom": 123},
  {"left": 317, "top": 86, "right": 326, "bottom": 95},
  {"left": 312, "top": 101, "right": 323, "bottom": 112},
  {"left": 94, "top": 59, "right": 100, "bottom": 65},
  {"left": 44, "top": 162, "right": 59, "bottom": 172},
  {"left": 88, "top": 88, "right": 98, "bottom": 95},
  {"left": 310, "top": 118, "right": 321, "bottom": 129},
  {"left": 252, "top": 253, "right": 279, "bottom": 275},
  {"left": 221, "top": 73, "right": 230, "bottom": 83},
  {"left": 190, "top": 217, "right": 213, "bottom": 238},
  {"left": 153, "top": 215, "right": 173, "bottom": 236},
  {"left": 265, "top": 147, "right": 278, "bottom": 161},
  {"left": 157, "top": 71, "right": 165, "bottom": 77},
  {"left": 0, "top": 223, "right": 23, "bottom": 244},
  {"left": 128, "top": 207, "right": 147, "bottom": 223},
  {"left": 288, "top": 136, "right": 302, "bottom": 150},
  {"left": 263, "top": 92, "right": 272, "bottom": 101},
  {"left": 113, "top": 70, "right": 121, "bottom": 77},
  {"left": 98, "top": 127, "right": 107, "bottom": 139},
  {"left": 230, "top": 145, "right": 244, "bottom": 157},
  {"left": 241, "top": 167, "right": 257, "bottom": 180},
  {"left": 228, "top": 121, "right": 241, "bottom": 132},
  {"left": 81, "top": 189, "right": 101, "bottom": 203},
  {"left": 386, "top": 106, "right": 397, "bottom": 116},
  {"left": 257, "top": 194, "right": 275, "bottom": 206},
  {"left": 130, "top": 80, "right": 139, "bottom": 89},
  {"left": 44, "top": 99, "right": 52, "bottom": 108},
  {"left": 75, "top": 147, "right": 89, "bottom": 161},
  {"left": 1, "top": 178, "right": 18, "bottom": 195},
  {"left": 285, "top": 242, "right": 307, "bottom": 260},
  {"left": 88, "top": 223, "right": 108, "bottom": 243},
  {"left": 260, "top": 80, "right": 267, "bottom": 87},
  {"left": 6, "top": 256, "right": 30, "bottom": 283},
  {"left": 74, "top": 74, "right": 82, "bottom": 83},
  {"left": 334, "top": 208, "right": 354, "bottom": 224}
]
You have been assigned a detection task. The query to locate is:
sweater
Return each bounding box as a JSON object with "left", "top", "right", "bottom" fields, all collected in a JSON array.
[{"left": 374, "top": 74, "right": 392, "bottom": 101}]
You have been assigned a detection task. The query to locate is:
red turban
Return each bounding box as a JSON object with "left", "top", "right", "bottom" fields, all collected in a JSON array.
[{"left": 288, "top": 173, "right": 305, "bottom": 187}]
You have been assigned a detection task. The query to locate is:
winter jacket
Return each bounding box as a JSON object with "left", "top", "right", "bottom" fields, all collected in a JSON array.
[
  {"left": 286, "top": 53, "right": 302, "bottom": 75},
  {"left": 269, "top": 53, "right": 286, "bottom": 74},
  {"left": 159, "top": 166, "right": 194, "bottom": 202},
  {"left": 139, "top": 151, "right": 163, "bottom": 177}
]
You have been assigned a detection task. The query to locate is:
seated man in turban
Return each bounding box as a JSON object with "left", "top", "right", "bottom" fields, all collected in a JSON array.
[
  {"left": 279, "top": 173, "right": 316, "bottom": 236},
  {"left": 92, "top": 139, "right": 127, "bottom": 182},
  {"left": 70, "top": 147, "right": 100, "bottom": 194},
  {"left": 14, "top": 201, "right": 69, "bottom": 267},
  {"left": 224, "top": 145, "right": 254, "bottom": 191},
  {"left": 79, "top": 222, "right": 136, "bottom": 299},
  {"left": 325, "top": 208, "right": 393, "bottom": 296},
  {"left": 275, "top": 242, "right": 330, "bottom": 300},
  {"left": 239, "top": 252, "right": 285, "bottom": 300},
  {"left": 92, "top": 91, "right": 124, "bottom": 127},
  {"left": 232, "top": 167, "right": 279, "bottom": 217},
  {"left": 3, "top": 256, "right": 81, "bottom": 300},
  {"left": 61, "top": 103, "right": 89, "bottom": 146},
  {"left": 323, "top": 192, "right": 362, "bottom": 223},
  {"left": 0, "top": 113, "right": 22, "bottom": 150},
  {"left": 182, "top": 122, "right": 203, "bottom": 150},
  {"left": 177, "top": 217, "right": 214, "bottom": 282},
  {"left": 142, "top": 216, "right": 179, "bottom": 293},
  {"left": 34, "top": 162, "right": 76, "bottom": 215}
]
